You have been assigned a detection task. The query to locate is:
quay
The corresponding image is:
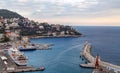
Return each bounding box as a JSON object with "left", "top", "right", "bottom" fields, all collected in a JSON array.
[
  {"left": 0, "top": 50, "right": 45, "bottom": 73},
  {"left": 80, "top": 43, "right": 120, "bottom": 73},
  {"left": 29, "top": 35, "right": 81, "bottom": 39}
]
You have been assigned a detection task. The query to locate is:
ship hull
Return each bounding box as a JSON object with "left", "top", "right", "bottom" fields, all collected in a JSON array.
[
  {"left": 7, "top": 49, "right": 27, "bottom": 66},
  {"left": 18, "top": 46, "right": 36, "bottom": 51},
  {"left": 19, "top": 48, "right": 36, "bottom": 51}
]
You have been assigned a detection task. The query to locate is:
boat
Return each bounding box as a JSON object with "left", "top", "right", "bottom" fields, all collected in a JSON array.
[
  {"left": 18, "top": 45, "right": 36, "bottom": 51},
  {"left": 36, "top": 67, "right": 45, "bottom": 71},
  {"left": 34, "top": 44, "right": 52, "bottom": 50},
  {"left": 7, "top": 47, "right": 28, "bottom": 66}
]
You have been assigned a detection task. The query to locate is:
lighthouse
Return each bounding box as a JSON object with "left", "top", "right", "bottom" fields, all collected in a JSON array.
[{"left": 95, "top": 54, "right": 100, "bottom": 69}]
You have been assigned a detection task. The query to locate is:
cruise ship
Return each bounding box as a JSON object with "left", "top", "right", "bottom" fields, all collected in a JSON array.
[{"left": 7, "top": 47, "right": 28, "bottom": 66}]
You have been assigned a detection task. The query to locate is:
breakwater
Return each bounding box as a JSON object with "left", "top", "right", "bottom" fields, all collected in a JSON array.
[{"left": 81, "top": 43, "right": 120, "bottom": 73}]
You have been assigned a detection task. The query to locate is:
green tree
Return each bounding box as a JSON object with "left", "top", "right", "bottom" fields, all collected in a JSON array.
[{"left": 0, "top": 23, "right": 10, "bottom": 43}]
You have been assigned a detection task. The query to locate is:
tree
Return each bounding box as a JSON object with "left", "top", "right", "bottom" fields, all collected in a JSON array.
[{"left": 0, "top": 23, "right": 10, "bottom": 43}]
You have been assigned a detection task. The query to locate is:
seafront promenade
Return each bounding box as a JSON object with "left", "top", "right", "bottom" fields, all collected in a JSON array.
[{"left": 81, "top": 43, "right": 120, "bottom": 73}]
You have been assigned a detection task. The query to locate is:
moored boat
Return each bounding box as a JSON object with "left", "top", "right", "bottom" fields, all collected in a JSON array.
[
  {"left": 7, "top": 47, "right": 28, "bottom": 66},
  {"left": 18, "top": 45, "right": 36, "bottom": 51}
]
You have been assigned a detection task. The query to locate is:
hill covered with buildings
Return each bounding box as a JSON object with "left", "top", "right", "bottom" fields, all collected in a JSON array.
[{"left": 0, "top": 9, "right": 82, "bottom": 42}]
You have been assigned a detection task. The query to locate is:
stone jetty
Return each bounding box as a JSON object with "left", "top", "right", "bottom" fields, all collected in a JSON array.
[{"left": 80, "top": 43, "right": 120, "bottom": 73}]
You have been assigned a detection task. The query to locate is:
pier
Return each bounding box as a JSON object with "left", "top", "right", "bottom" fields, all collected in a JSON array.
[{"left": 80, "top": 43, "right": 120, "bottom": 73}]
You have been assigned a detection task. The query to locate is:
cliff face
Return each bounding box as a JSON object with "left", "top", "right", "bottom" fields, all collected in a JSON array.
[{"left": 0, "top": 9, "right": 24, "bottom": 18}]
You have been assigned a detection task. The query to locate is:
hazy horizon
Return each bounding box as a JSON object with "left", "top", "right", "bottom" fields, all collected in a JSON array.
[{"left": 0, "top": 0, "right": 120, "bottom": 26}]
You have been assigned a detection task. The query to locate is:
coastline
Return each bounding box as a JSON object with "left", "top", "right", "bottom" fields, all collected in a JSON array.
[
  {"left": 81, "top": 43, "right": 120, "bottom": 73},
  {"left": 27, "top": 35, "right": 82, "bottom": 39}
]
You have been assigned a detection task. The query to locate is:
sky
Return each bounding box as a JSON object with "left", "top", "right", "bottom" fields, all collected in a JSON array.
[{"left": 0, "top": 0, "right": 120, "bottom": 26}]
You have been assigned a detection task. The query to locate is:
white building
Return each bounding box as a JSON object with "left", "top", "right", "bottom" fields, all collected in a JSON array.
[
  {"left": 60, "top": 31, "right": 65, "bottom": 35},
  {"left": 0, "top": 22, "right": 3, "bottom": 26},
  {"left": 9, "top": 22, "right": 19, "bottom": 27},
  {"left": 52, "top": 32, "right": 57, "bottom": 36},
  {"left": 0, "top": 34, "right": 4, "bottom": 39},
  {"left": 39, "top": 25, "right": 44, "bottom": 29}
]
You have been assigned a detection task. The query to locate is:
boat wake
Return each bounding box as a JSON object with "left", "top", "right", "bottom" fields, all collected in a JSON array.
[
  {"left": 55, "top": 44, "right": 84, "bottom": 60},
  {"left": 44, "top": 44, "right": 84, "bottom": 67}
]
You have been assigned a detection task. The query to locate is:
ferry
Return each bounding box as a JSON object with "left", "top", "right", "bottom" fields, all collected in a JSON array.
[
  {"left": 7, "top": 47, "right": 28, "bottom": 66},
  {"left": 18, "top": 45, "right": 36, "bottom": 51}
]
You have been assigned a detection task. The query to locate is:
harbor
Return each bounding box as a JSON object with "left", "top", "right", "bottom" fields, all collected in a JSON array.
[
  {"left": 0, "top": 35, "right": 53, "bottom": 73},
  {"left": 0, "top": 0, "right": 120, "bottom": 72},
  {"left": 0, "top": 48, "right": 45, "bottom": 73},
  {"left": 80, "top": 42, "right": 120, "bottom": 73},
  {"left": 0, "top": 37, "right": 48, "bottom": 73},
  {"left": 1, "top": 24, "right": 120, "bottom": 73}
]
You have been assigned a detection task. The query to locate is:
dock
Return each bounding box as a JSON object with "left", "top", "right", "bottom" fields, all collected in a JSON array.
[
  {"left": 80, "top": 43, "right": 120, "bottom": 73},
  {"left": 80, "top": 44, "right": 95, "bottom": 68},
  {"left": 0, "top": 50, "right": 45, "bottom": 73}
]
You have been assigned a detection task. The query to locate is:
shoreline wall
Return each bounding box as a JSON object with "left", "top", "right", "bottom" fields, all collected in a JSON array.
[{"left": 27, "top": 35, "right": 82, "bottom": 39}]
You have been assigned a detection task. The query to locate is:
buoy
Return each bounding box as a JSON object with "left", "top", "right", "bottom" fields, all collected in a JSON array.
[
  {"left": 80, "top": 56, "right": 81, "bottom": 58},
  {"left": 82, "top": 58, "right": 84, "bottom": 61}
]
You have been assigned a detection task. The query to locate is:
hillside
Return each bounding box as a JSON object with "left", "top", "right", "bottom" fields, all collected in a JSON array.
[
  {"left": 0, "top": 9, "right": 24, "bottom": 18},
  {"left": 0, "top": 9, "right": 82, "bottom": 38}
]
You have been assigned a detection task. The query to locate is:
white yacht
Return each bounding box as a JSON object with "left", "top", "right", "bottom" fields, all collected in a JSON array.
[{"left": 7, "top": 47, "right": 28, "bottom": 66}]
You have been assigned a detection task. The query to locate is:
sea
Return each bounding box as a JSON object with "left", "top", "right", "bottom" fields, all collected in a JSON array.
[{"left": 21, "top": 26, "right": 120, "bottom": 73}]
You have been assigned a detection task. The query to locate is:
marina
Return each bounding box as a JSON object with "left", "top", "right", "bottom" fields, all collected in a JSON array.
[
  {"left": 0, "top": 44, "right": 45, "bottom": 73},
  {"left": 0, "top": 36, "right": 53, "bottom": 73}
]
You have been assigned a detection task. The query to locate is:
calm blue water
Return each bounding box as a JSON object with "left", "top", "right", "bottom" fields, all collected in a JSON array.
[
  {"left": 21, "top": 26, "right": 120, "bottom": 73},
  {"left": 75, "top": 26, "right": 120, "bottom": 66}
]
